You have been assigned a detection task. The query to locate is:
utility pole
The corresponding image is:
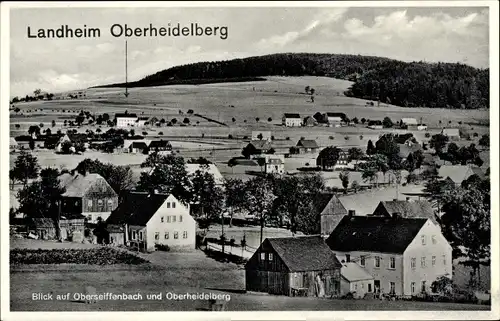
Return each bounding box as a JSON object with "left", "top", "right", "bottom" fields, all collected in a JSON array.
[{"left": 124, "top": 40, "right": 129, "bottom": 98}]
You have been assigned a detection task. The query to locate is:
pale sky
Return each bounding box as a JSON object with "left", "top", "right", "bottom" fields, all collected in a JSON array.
[{"left": 10, "top": 6, "right": 489, "bottom": 97}]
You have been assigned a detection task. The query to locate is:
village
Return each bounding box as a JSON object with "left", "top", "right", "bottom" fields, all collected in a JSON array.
[{"left": 9, "top": 95, "right": 491, "bottom": 310}]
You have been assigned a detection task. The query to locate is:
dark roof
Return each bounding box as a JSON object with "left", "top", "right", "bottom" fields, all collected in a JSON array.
[
  {"left": 376, "top": 200, "right": 436, "bottom": 221},
  {"left": 106, "top": 192, "right": 169, "bottom": 226},
  {"left": 248, "top": 140, "right": 272, "bottom": 150},
  {"left": 283, "top": 113, "right": 301, "bottom": 119},
  {"left": 130, "top": 141, "right": 148, "bottom": 149},
  {"left": 368, "top": 120, "right": 383, "bottom": 126},
  {"left": 471, "top": 167, "right": 486, "bottom": 180},
  {"left": 115, "top": 113, "right": 138, "bottom": 118},
  {"left": 312, "top": 193, "right": 346, "bottom": 215},
  {"left": 137, "top": 117, "right": 149, "bottom": 121},
  {"left": 297, "top": 139, "right": 319, "bottom": 149},
  {"left": 266, "top": 236, "right": 342, "bottom": 272},
  {"left": 326, "top": 216, "right": 428, "bottom": 254},
  {"left": 149, "top": 140, "right": 172, "bottom": 149},
  {"left": 67, "top": 133, "right": 88, "bottom": 143},
  {"left": 59, "top": 173, "right": 116, "bottom": 198},
  {"left": 325, "top": 112, "right": 346, "bottom": 118}
]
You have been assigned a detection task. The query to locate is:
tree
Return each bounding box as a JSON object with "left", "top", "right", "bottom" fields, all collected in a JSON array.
[
  {"left": 479, "top": 134, "right": 489, "bottom": 149},
  {"left": 224, "top": 178, "right": 246, "bottom": 227},
  {"left": 256, "top": 157, "right": 266, "bottom": 172},
  {"left": 51, "top": 120, "right": 56, "bottom": 127},
  {"left": 351, "top": 180, "right": 360, "bottom": 193},
  {"left": 12, "top": 151, "right": 40, "bottom": 187},
  {"left": 366, "top": 140, "right": 376, "bottom": 155},
  {"left": 183, "top": 117, "right": 190, "bottom": 124},
  {"left": 362, "top": 167, "right": 378, "bottom": 186},
  {"left": 445, "top": 142, "right": 460, "bottom": 163},
  {"left": 267, "top": 117, "right": 272, "bottom": 122},
  {"left": 316, "top": 146, "right": 341, "bottom": 170},
  {"left": 352, "top": 117, "right": 359, "bottom": 124},
  {"left": 382, "top": 116, "right": 393, "bottom": 128},
  {"left": 227, "top": 158, "right": 237, "bottom": 174},
  {"left": 339, "top": 171, "right": 350, "bottom": 193},
  {"left": 361, "top": 118, "right": 366, "bottom": 124},
  {"left": 310, "top": 88, "right": 315, "bottom": 95},
  {"left": 171, "top": 118, "right": 178, "bottom": 125},
  {"left": 255, "top": 117, "right": 260, "bottom": 122},
  {"left": 232, "top": 117, "right": 236, "bottom": 123},
  {"left": 313, "top": 112, "right": 324, "bottom": 123},
  {"left": 28, "top": 125, "right": 41, "bottom": 138},
  {"left": 241, "top": 144, "right": 258, "bottom": 159},
  {"left": 190, "top": 169, "right": 224, "bottom": 229},
  {"left": 429, "top": 134, "right": 449, "bottom": 154},
  {"left": 33, "top": 89, "right": 41, "bottom": 96},
  {"left": 187, "top": 109, "right": 194, "bottom": 114},
  {"left": 29, "top": 139, "right": 35, "bottom": 151},
  {"left": 305, "top": 86, "right": 310, "bottom": 94},
  {"left": 243, "top": 177, "right": 276, "bottom": 245},
  {"left": 348, "top": 147, "right": 364, "bottom": 163}
]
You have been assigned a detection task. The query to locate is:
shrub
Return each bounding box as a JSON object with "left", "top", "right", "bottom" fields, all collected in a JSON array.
[
  {"left": 155, "top": 244, "right": 170, "bottom": 252},
  {"left": 286, "top": 137, "right": 290, "bottom": 140},
  {"left": 228, "top": 134, "right": 233, "bottom": 139},
  {"left": 425, "top": 133, "right": 431, "bottom": 138},
  {"left": 329, "top": 136, "right": 334, "bottom": 140}
]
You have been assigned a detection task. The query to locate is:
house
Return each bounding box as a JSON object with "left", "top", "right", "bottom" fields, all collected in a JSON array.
[
  {"left": 334, "top": 149, "right": 350, "bottom": 169},
  {"left": 245, "top": 236, "right": 342, "bottom": 297},
  {"left": 340, "top": 262, "right": 375, "bottom": 298},
  {"left": 44, "top": 135, "right": 63, "bottom": 149},
  {"left": 58, "top": 173, "right": 119, "bottom": 224},
  {"left": 106, "top": 192, "right": 196, "bottom": 251},
  {"left": 282, "top": 113, "right": 302, "bottom": 127},
  {"left": 441, "top": 128, "right": 460, "bottom": 141},
  {"left": 324, "top": 112, "right": 346, "bottom": 127},
  {"left": 371, "top": 200, "right": 438, "bottom": 224},
  {"left": 185, "top": 164, "right": 225, "bottom": 186},
  {"left": 326, "top": 215, "right": 453, "bottom": 297},
  {"left": 398, "top": 142, "right": 422, "bottom": 160},
  {"left": 55, "top": 133, "right": 88, "bottom": 152},
  {"left": 367, "top": 120, "right": 383, "bottom": 130},
  {"left": 314, "top": 193, "right": 348, "bottom": 237},
  {"left": 59, "top": 214, "right": 86, "bottom": 241},
  {"left": 245, "top": 140, "right": 273, "bottom": 156},
  {"left": 14, "top": 136, "right": 31, "bottom": 150},
  {"left": 251, "top": 131, "right": 272, "bottom": 142},
  {"left": 29, "top": 218, "right": 57, "bottom": 240},
  {"left": 417, "top": 124, "right": 428, "bottom": 131},
  {"left": 136, "top": 117, "right": 149, "bottom": 127},
  {"left": 129, "top": 141, "right": 149, "bottom": 154},
  {"left": 263, "top": 154, "right": 285, "bottom": 175},
  {"left": 148, "top": 140, "right": 172, "bottom": 155},
  {"left": 400, "top": 118, "right": 418, "bottom": 129},
  {"left": 438, "top": 165, "right": 485, "bottom": 185},
  {"left": 10, "top": 137, "right": 19, "bottom": 150},
  {"left": 303, "top": 116, "right": 316, "bottom": 127},
  {"left": 296, "top": 139, "right": 319, "bottom": 154},
  {"left": 115, "top": 113, "right": 138, "bottom": 128}
]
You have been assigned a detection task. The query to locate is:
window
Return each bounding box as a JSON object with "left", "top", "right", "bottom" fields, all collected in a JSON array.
[
  {"left": 389, "top": 257, "right": 396, "bottom": 269},
  {"left": 167, "top": 202, "right": 171, "bottom": 208},
  {"left": 172, "top": 202, "right": 176, "bottom": 208},
  {"left": 164, "top": 232, "right": 169, "bottom": 239},
  {"left": 179, "top": 215, "right": 183, "bottom": 222},
  {"left": 421, "top": 235, "right": 426, "bottom": 245},
  {"left": 432, "top": 235, "right": 436, "bottom": 244},
  {"left": 161, "top": 217, "right": 164, "bottom": 223},
  {"left": 390, "top": 282, "right": 395, "bottom": 294},
  {"left": 368, "top": 284, "right": 372, "bottom": 292},
  {"left": 132, "top": 231, "right": 137, "bottom": 240},
  {"left": 361, "top": 283, "right": 364, "bottom": 289},
  {"left": 174, "top": 231, "right": 178, "bottom": 239},
  {"left": 442, "top": 255, "right": 447, "bottom": 265},
  {"left": 172, "top": 216, "right": 176, "bottom": 223},
  {"left": 375, "top": 256, "right": 380, "bottom": 268},
  {"left": 183, "top": 231, "right": 188, "bottom": 239},
  {"left": 269, "top": 253, "right": 273, "bottom": 260},
  {"left": 139, "top": 231, "right": 143, "bottom": 241},
  {"left": 421, "top": 281, "right": 426, "bottom": 293},
  {"left": 155, "top": 232, "right": 159, "bottom": 241},
  {"left": 421, "top": 257, "right": 426, "bottom": 268},
  {"left": 87, "top": 200, "right": 92, "bottom": 207},
  {"left": 354, "top": 284, "right": 358, "bottom": 291},
  {"left": 411, "top": 258, "right": 416, "bottom": 269},
  {"left": 260, "top": 252, "right": 266, "bottom": 260},
  {"left": 107, "top": 199, "right": 113, "bottom": 207},
  {"left": 167, "top": 216, "right": 171, "bottom": 223},
  {"left": 411, "top": 282, "right": 416, "bottom": 294},
  {"left": 360, "top": 256, "right": 366, "bottom": 267},
  {"left": 432, "top": 256, "right": 436, "bottom": 266},
  {"left": 345, "top": 254, "right": 350, "bottom": 262}
]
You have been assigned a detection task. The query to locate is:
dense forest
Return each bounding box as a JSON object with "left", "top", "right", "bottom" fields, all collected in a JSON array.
[{"left": 94, "top": 53, "right": 489, "bottom": 109}]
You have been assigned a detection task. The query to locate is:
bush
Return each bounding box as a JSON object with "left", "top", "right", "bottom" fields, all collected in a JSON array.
[
  {"left": 286, "top": 137, "right": 290, "bottom": 140},
  {"left": 329, "top": 136, "right": 334, "bottom": 140},
  {"left": 155, "top": 244, "right": 170, "bottom": 252},
  {"left": 425, "top": 133, "right": 431, "bottom": 138},
  {"left": 228, "top": 134, "right": 233, "bottom": 139}
]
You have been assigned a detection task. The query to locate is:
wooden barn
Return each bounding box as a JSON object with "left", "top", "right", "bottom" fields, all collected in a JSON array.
[{"left": 245, "top": 236, "right": 341, "bottom": 297}]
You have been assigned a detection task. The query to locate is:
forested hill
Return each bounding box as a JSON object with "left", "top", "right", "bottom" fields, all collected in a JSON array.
[{"left": 95, "top": 53, "right": 489, "bottom": 109}]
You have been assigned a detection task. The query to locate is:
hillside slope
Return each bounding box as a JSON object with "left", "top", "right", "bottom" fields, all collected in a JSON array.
[{"left": 94, "top": 53, "right": 489, "bottom": 109}]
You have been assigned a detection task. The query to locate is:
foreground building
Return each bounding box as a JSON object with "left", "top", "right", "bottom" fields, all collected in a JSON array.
[
  {"left": 296, "top": 139, "right": 319, "bottom": 154},
  {"left": 371, "top": 199, "right": 438, "bottom": 224},
  {"left": 340, "top": 262, "right": 375, "bottom": 298},
  {"left": 245, "top": 236, "right": 341, "bottom": 297},
  {"left": 326, "top": 215, "right": 452, "bottom": 297}
]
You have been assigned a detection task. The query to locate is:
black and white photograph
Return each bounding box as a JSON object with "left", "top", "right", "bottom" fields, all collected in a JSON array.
[{"left": 1, "top": 2, "right": 498, "bottom": 319}]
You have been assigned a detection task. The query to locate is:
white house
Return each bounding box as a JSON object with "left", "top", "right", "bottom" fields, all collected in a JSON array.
[
  {"left": 326, "top": 215, "right": 453, "bottom": 297},
  {"left": 417, "top": 124, "right": 428, "bottom": 131},
  {"left": 441, "top": 128, "right": 460, "bottom": 141},
  {"left": 106, "top": 192, "right": 196, "bottom": 251},
  {"left": 340, "top": 262, "right": 375, "bottom": 298},
  {"left": 251, "top": 131, "right": 272, "bottom": 142},
  {"left": 324, "top": 112, "right": 346, "bottom": 127},
  {"left": 135, "top": 117, "right": 149, "bottom": 127},
  {"left": 400, "top": 118, "right": 418, "bottom": 128},
  {"left": 282, "top": 113, "right": 302, "bottom": 127},
  {"left": 115, "top": 113, "right": 138, "bottom": 128},
  {"left": 263, "top": 154, "right": 285, "bottom": 175}
]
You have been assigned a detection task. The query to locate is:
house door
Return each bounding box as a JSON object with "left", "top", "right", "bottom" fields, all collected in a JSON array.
[{"left": 374, "top": 280, "right": 381, "bottom": 294}]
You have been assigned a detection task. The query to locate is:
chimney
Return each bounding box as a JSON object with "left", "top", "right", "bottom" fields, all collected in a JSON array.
[{"left": 348, "top": 210, "right": 355, "bottom": 217}]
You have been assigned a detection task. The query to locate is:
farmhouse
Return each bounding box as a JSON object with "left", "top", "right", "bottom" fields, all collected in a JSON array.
[
  {"left": 245, "top": 140, "right": 273, "bottom": 155},
  {"left": 314, "top": 193, "right": 348, "bottom": 237},
  {"left": 10, "top": 137, "right": 19, "bottom": 151},
  {"left": 106, "top": 192, "right": 196, "bottom": 251},
  {"left": 417, "top": 124, "right": 428, "bottom": 131},
  {"left": 263, "top": 154, "right": 285, "bottom": 175},
  {"left": 399, "top": 118, "right": 418, "bottom": 129},
  {"left": 371, "top": 200, "right": 438, "bottom": 224},
  {"left": 326, "top": 215, "right": 452, "bottom": 297},
  {"left": 136, "top": 117, "right": 149, "bottom": 127},
  {"left": 148, "top": 140, "right": 172, "bottom": 155},
  {"left": 129, "top": 141, "right": 149, "bottom": 154},
  {"left": 14, "top": 136, "right": 31, "bottom": 150},
  {"left": 296, "top": 139, "right": 319, "bottom": 154},
  {"left": 282, "top": 113, "right": 302, "bottom": 127},
  {"left": 334, "top": 149, "right": 350, "bottom": 169},
  {"left": 58, "top": 172, "right": 118, "bottom": 224},
  {"left": 441, "top": 128, "right": 460, "bottom": 141},
  {"left": 185, "top": 163, "right": 225, "bottom": 186},
  {"left": 303, "top": 116, "right": 316, "bottom": 127},
  {"left": 398, "top": 142, "right": 422, "bottom": 160},
  {"left": 367, "top": 120, "right": 383, "bottom": 130},
  {"left": 340, "top": 262, "right": 375, "bottom": 299},
  {"left": 251, "top": 131, "right": 272, "bottom": 142},
  {"left": 324, "top": 112, "right": 346, "bottom": 127},
  {"left": 115, "top": 113, "right": 138, "bottom": 128},
  {"left": 438, "top": 165, "right": 485, "bottom": 185},
  {"left": 245, "top": 236, "right": 342, "bottom": 297}
]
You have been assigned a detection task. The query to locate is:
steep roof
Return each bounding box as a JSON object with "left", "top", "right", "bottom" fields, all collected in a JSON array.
[
  {"left": 248, "top": 140, "right": 272, "bottom": 150},
  {"left": 341, "top": 262, "right": 374, "bottom": 282},
  {"left": 265, "top": 236, "right": 342, "bottom": 272},
  {"left": 130, "top": 141, "right": 148, "bottom": 149},
  {"left": 325, "top": 112, "right": 346, "bottom": 118},
  {"left": 58, "top": 173, "right": 117, "bottom": 198},
  {"left": 106, "top": 192, "right": 171, "bottom": 226},
  {"left": 326, "top": 216, "right": 428, "bottom": 254},
  {"left": 438, "top": 165, "right": 480, "bottom": 184},
  {"left": 185, "top": 164, "right": 225, "bottom": 185},
  {"left": 376, "top": 200, "right": 436, "bottom": 222},
  {"left": 149, "top": 140, "right": 172, "bottom": 149},
  {"left": 442, "top": 128, "right": 460, "bottom": 136},
  {"left": 115, "top": 113, "right": 138, "bottom": 118},
  {"left": 10, "top": 137, "right": 19, "bottom": 146},
  {"left": 312, "top": 193, "right": 346, "bottom": 215},
  {"left": 283, "top": 113, "right": 301, "bottom": 119},
  {"left": 297, "top": 139, "right": 319, "bottom": 149}
]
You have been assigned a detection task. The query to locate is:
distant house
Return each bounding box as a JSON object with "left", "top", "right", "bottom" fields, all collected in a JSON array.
[
  {"left": 136, "top": 117, "right": 149, "bottom": 127},
  {"left": 312, "top": 193, "right": 348, "bottom": 237},
  {"left": 245, "top": 140, "right": 273, "bottom": 156},
  {"left": 129, "top": 141, "right": 149, "bottom": 154},
  {"left": 400, "top": 118, "right": 418, "bottom": 129},
  {"left": 326, "top": 215, "right": 453, "bottom": 296},
  {"left": 303, "top": 116, "right": 316, "bottom": 127},
  {"left": 417, "top": 124, "right": 428, "bottom": 131},
  {"left": 115, "top": 113, "right": 138, "bottom": 128},
  {"left": 245, "top": 236, "right": 342, "bottom": 297},
  {"left": 14, "top": 136, "right": 31, "bottom": 150},
  {"left": 55, "top": 133, "right": 88, "bottom": 152},
  {"left": 29, "top": 218, "right": 57, "bottom": 240},
  {"left": 334, "top": 149, "right": 350, "bottom": 169},
  {"left": 44, "top": 135, "right": 63, "bottom": 149},
  {"left": 371, "top": 200, "right": 438, "bottom": 224},
  {"left": 185, "top": 164, "right": 225, "bottom": 187},
  {"left": 324, "top": 112, "right": 346, "bottom": 127},
  {"left": 367, "top": 120, "right": 383, "bottom": 130},
  {"left": 296, "top": 139, "right": 319, "bottom": 154},
  {"left": 340, "top": 262, "right": 375, "bottom": 298},
  {"left": 106, "top": 192, "right": 196, "bottom": 251},
  {"left": 282, "top": 113, "right": 302, "bottom": 127},
  {"left": 148, "top": 140, "right": 172, "bottom": 155},
  {"left": 10, "top": 137, "right": 19, "bottom": 150},
  {"left": 59, "top": 214, "right": 86, "bottom": 241},
  {"left": 263, "top": 154, "right": 285, "bottom": 175},
  {"left": 58, "top": 173, "right": 119, "bottom": 224},
  {"left": 398, "top": 142, "right": 422, "bottom": 160},
  {"left": 438, "top": 165, "right": 485, "bottom": 185},
  {"left": 251, "top": 131, "right": 272, "bottom": 142},
  {"left": 441, "top": 128, "right": 460, "bottom": 141}
]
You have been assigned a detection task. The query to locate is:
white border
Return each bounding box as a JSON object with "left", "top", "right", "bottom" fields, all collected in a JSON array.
[{"left": 1, "top": 1, "right": 499, "bottom": 320}]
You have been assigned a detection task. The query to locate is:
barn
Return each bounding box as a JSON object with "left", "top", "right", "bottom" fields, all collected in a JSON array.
[{"left": 245, "top": 236, "right": 341, "bottom": 297}]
